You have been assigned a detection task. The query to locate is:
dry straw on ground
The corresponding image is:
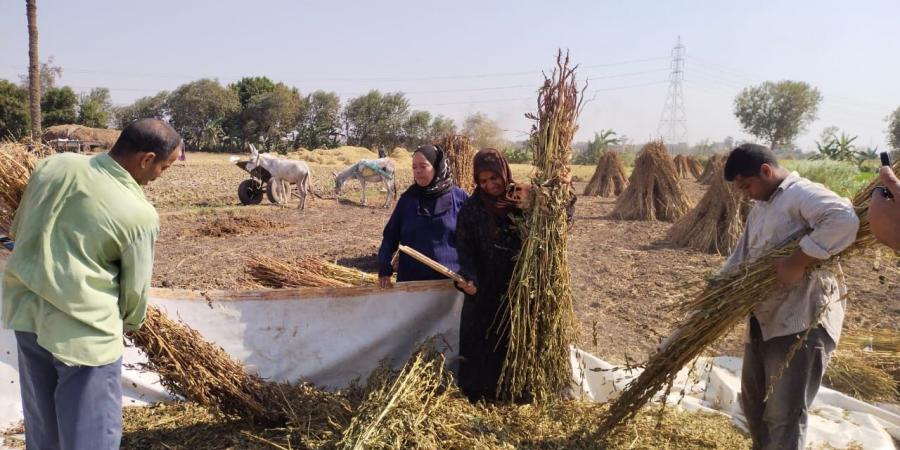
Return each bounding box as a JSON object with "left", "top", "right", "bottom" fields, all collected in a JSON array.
[
  {"left": 493, "top": 51, "right": 581, "bottom": 403},
  {"left": 247, "top": 255, "right": 379, "bottom": 288},
  {"left": 668, "top": 163, "right": 751, "bottom": 254},
  {"left": 823, "top": 329, "right": 899, "bottom": 403},
  {"left": 583, "top": 151, "right": 627, "bottom": 197},
  {"left": 440, "top": 134, "right": 476, "bottom": 193},
  {"left": 596, "top": 160, "right": 900, "bottom": 438},
  {"left": 611, "top": 140, "right": 693, "bottom": 221},
  {"left": 698, "top": 153, "right": 727, "bottom": 185},
  {"left": 673, "top": 154, "right": 703, "bottom": 180}
]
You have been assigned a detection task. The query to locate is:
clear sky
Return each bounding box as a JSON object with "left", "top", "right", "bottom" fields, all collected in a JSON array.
[{"left": 2, "top": 0, "right": 898, "bottom": 150}]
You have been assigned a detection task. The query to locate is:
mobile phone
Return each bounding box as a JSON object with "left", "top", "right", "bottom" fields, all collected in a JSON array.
[
  {"left": 881, "top": 152, "right": 892, "bottom": 167},
  {"left": 877, "top": 152, "right": 895, "bottom": 199}
]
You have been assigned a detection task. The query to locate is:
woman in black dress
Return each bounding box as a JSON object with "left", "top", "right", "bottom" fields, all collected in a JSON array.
[{"left": 453, "top": 148, "right": 525, "bottom": 402}]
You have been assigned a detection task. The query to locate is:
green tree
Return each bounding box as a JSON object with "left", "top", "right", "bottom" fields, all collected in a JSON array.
[
  {"left": 343, "top": 90, "right": 409, "bottom": 149},
  {"left": 888, "top": 106, "right": 900, "bottom": 151},
  {"left": 296, "top": 90, "right": 341, "bottom": 149},
  {"left": 402, "top": 110, "right": 432, "bottom": 147},
  {"left": 40, "top": 86, "right": 77, "bottom": 127},
  {"left": 462, "top": 112, "right": 505, "bottom": 149},
  {"left": 0, "top": 79, "right": 30, "bottom": 138},
  {"left": 114, "top": 91, "right": 169, "bottom": 128},
  {"left": 230, "top": 76, "right": 275, "bottom": 108},
  {"left": 167, "top": 79, "right": 239, "bottom": 151},
  {"left": 813, "top": 130, "right": 857, "bottom": 163},
  {"left": 733, "top": 80, "right": 822, "bottom": 149},
  {"left": 77, "top": 87, "right": 113, "bottom": 128},
  {"left": 429, "top": 115, "right": 456, "bottom": 140},
  {"left": 241, "top": 83, "right": 304, "bottom": 153},
  {"left": 574, "top": 129, "right": 619, "bottom": 164}
]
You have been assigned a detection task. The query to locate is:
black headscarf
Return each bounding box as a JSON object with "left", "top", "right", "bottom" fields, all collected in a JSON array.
[
  {"left": 473, "top": 148, "right": 519, "bottom": 218},
  {"left": 411, "top": 144, "right": 454, "bottom": 198}
]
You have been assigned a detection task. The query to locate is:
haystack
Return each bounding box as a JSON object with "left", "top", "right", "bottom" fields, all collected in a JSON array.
[
  {"left": 668, "top": 163, "right": 750, "bottom": 254},
  {"left": 610, "top": 141, "right": 693, "bottom": 221},
  {"left": 673, "top": 154, "right": 703, "bottom": 179},
  {"left": 440, "top": 134, "right": 476, "bottom": 193},
  {"left": 43, "top": 124, "right": 121, "bottom": 149},
  {"left": 0, "top": 143, "right": 38, "bottom": 233},
  {"left": 697, "top": 153, "right": 726, "bottom": 184},
  {"left": 583, "top": 151, "right": 627, "bottom": 197}
]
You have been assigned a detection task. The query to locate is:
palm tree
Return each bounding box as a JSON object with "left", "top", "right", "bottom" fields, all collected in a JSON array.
[{"left": 26, "top": 0, "right": 40, "bottom": 142}]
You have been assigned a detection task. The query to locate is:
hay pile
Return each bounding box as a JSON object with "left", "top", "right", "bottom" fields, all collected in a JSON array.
[
  {"left": 247, "top": 255, "right": 379, "bottom": 288},
  {"left": 42, "top": 124, "right": 121, "bottom": 149},
  {"left": 668, "top": 163, "right": 751, "bottom": 254},
  {"left": 596, "top": 160, "right": 900, "bottom": 438},
  {"left": 127, "top": 305, "right": 288, "bottom": 425},
  {"left": 611, "top": 141, "right": 693, "bottom": 221},
  {"left": 698, "top": 153, "right": 726, "bottom": 185},
  {"left": 108, "top": 344, "right": 751, "bottom": 450},
  {"left": 493, "top": 52, "right": 581, "bottom": 403},
  {"left": 823, "top": 330, "right": 899, "bottom": 403},
  {"left": 0, "top": 143, "right": 38, "bottom": 233},
  {"left": 673, "top": 154, "right": 703, "bottom": 179},
  {"left": 582, "top": 151, "right": 627, "bottom": 197},
  {"left": 440, "top": 134, "right": 476, "bottom": 193}
]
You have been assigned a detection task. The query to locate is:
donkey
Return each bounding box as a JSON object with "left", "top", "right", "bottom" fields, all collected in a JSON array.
[
  {"left": 246, "top": 144, "right": 312, "bottom": 209},
  {"left": 332, "top": 158, "right": 396, "bottom": 208}
]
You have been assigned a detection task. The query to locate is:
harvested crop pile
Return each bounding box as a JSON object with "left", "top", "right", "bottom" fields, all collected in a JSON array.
[
  {"left": 583, "top": 151, "right": 627, "bottom": 197},
  {"left": 440, "top": 134, "right": 476, "bottom": 193},
  {"left": 43, "top": 124, "right": 121, "bottom": 149},
  {"left": 611, "top": 140, "right": 693, "bottom": 221},
  {"left": 0, "top": 143, "right": 39, "bottom": 233},
  {"left": 668, "top": 162, "right": 750, "bottom": 254},
  {"left": 673, "top": 154, "right": 703, "bottom": 179},
  {"left": 698, "top": 153, "right": 726, "bottom": 185},
  {"left": 247, "top": 255, "right": 379, "bottom": 288}
]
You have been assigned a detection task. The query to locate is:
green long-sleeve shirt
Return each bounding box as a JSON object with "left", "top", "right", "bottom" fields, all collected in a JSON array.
[{"left": 2, "top": 152, "right": 158, "bottom": 366}]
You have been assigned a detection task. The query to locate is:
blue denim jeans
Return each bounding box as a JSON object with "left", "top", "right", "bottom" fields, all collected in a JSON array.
[{"left": 15, "top": 331, "right": 122, "bottom": 450}]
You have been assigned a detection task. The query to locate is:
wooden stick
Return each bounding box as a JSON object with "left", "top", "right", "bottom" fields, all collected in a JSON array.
[{"left": 398, "top": 245, "right": 466, "bottom": 284}]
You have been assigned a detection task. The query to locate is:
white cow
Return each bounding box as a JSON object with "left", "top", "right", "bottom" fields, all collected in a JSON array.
[
  {"left": 246, "top": 144, "right": 312, "bottom": 209},
  {"left": 332, "top": 158, "right": 396, "bottom": 208}
]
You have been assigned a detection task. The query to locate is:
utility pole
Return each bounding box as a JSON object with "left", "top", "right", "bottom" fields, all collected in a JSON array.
[{"left": 657, "top": 36, "right": 688, "bottom": 147}]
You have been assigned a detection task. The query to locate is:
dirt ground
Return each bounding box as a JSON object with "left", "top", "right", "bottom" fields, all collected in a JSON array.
[{"left": 149, "top": 152, "right": 900, "bottom": 363}]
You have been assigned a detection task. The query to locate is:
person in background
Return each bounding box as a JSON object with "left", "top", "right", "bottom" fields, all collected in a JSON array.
[
  {"left": 3, "top": 118, "right": 182, "bottom": 450},
  {"left": 720, "top": 144, "right": 859, "bottom": 450},
  {"left": 377, "top": 144, "right": 467, "bottom": 286},
  {"left": 869, "top": 163, "right": 900, "bottom": 249}
]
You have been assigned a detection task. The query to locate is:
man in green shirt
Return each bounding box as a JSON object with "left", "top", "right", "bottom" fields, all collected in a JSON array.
[{"left": 2, "top": 118, "right": 181, "bottom": 450}]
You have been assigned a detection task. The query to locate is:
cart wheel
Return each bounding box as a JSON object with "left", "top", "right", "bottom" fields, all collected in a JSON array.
[
  {"left": 238, "top": 179, "right": 264, "bottom": 205},
  {"left": 266, "top": 179, "right": 280, "bottom": 204}
]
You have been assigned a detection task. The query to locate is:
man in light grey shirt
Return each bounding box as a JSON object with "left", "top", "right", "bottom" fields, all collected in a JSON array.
[{"left": 722, "top": 144, "right": 859, "bottom": 450}]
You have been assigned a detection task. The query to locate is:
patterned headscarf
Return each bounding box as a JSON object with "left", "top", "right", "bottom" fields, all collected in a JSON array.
[{"left": 412, "top": 144, "right": 454, "bottom": 198}]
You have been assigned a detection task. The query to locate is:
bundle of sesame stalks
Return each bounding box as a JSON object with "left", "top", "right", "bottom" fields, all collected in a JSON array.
[
  {"left": 582, "top": 150, "right": 627, "bottom": 197},
  {"left": 0, "top": 142, "right": 40, "bottom": 233},
  {"left": 493, "top": 51, "right": 581, "bottom": 403},
  {"left": 440, "top": 134, "right": 476, "bottom": 193},
  {"left": 247, "top": 255, "right": 380, "bottom": 288},
  {"left": 338, "top": 344, "right": 460, "bottom": 449},
  {"left": 595, "top": 159, "right": 900, "bottom": 438},
  {"left": 698, "top": 153, "right": 727, "bottom": 184},
  {"left": 127, "top": 305, "right": 288, "bottom": 425},
  {"left": 611, "top": 141, "right": 693, "bottom": 221}
]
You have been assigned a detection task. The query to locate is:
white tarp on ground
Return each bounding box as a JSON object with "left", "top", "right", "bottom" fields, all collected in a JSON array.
[
  {"left": 1, "top": 281, "right": 898, "bottom": 449},
  {"left": 571, "top": 349, "right": 900, "bottom": 449}
]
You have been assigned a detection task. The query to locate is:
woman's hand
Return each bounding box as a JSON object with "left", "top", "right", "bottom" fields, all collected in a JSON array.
[
  {"left": 505, "top": 183, "right": 532, "bottom": 208},
  {"left": 378, "top": 276, "right": 393, "bottom": 289},
  {"left": 455, "top": 279, "right": 477, "bottom": 295}
]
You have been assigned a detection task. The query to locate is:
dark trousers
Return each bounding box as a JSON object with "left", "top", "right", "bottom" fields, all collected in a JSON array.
[
  {"left": 15, "top": 331, "right": 123, "bottom": 450},
  {"left": 740, "top": 317, "right": 835, "bottom": 450}
]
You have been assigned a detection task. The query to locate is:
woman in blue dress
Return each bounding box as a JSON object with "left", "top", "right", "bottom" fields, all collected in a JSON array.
[{"left": 377, "top": 144, "right": 468, "bottom": 286}]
